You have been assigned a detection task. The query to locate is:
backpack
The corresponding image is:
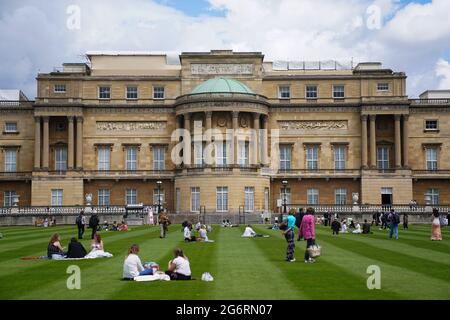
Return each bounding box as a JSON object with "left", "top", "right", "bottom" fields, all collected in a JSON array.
[
  {"left": 89, "top": 215, "right": 99, "bottom": 228},
  {"left": 75, "top": 215, "right": 82, "bottom": 226},
  {"left": 393, "top": 213, "right": 400, "bottom": 224}
]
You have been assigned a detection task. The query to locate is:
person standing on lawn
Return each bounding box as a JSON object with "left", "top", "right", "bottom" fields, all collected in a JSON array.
[
  {"left": 89, "top": 211, "right": 99, "bottom": 240},
  {"left": 403, "top": 213, "right": 409, "bottom": 230},
  {"left": 76, "top": 210, "right": 86, "bottom": 239},
  {"left": 299, "top": 207, "right": 317, "bottom": 263},
  {"left": 431, "top": 208, "right": 442, "bottom": 241},
  {"left": 159, "top": 212, "right": 170, "bottom": 238},
  {"left": 387, "top": 209, "right": 400, "bottom": 240},
  {"left": 283, "top": 212, "right": 296, "bottom": 262}
]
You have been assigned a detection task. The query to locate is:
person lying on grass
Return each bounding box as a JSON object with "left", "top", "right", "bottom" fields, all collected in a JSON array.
[
  {"left": 47, "top": 233, "right": 65, "bottom": 259},
  {"left": 66, "top": 237, "right": 87, "bottom": 258},
  {"left": 165, "top": 248, "right": 192, "bottom": 280},
  {"left": 241, "top": 225, "right": 268, "bottom": 238},
  {"left": 123, "top": 244, "right": 154, "bottom": 280}
]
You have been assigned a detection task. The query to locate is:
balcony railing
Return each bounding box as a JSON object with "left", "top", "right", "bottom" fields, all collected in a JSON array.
[
  {"left": 0, "top": 171, "right": 32, "bottom": 179},
  {"left": 83, "top": 170, "right": 174, "bottom": 178},
  {"left": 279, "top": 204, "right": 450, "bottom": 214},
  {"left": 276, "top": 168, "right": 361, "bottom": 176},
  {"left": 410, "top": 99, "right": 450, "bottom": 105}
]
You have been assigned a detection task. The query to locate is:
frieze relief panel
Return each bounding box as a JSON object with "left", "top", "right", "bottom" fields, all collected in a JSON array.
[
  {"left": 278, "top": 120, "right": 348, "bottom": 131},
  {"left": 190, "top": 63, "right": 253, "bottom": 75},
  {"left": 96, "top": 121, "right": 167, "bottom": 134}
]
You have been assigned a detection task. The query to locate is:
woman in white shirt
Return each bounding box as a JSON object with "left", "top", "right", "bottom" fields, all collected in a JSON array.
[
  {"left": 165, "top": 248, "right": 192, "bottom": 280},
  {"left": 184, "top": 224, "right": 196, "bottom": 242},
  {"left": 123, "top": 244, "right": 153, "bottom": 280},
  {"left": 352, "top": 223, "right": 362, "bottom": 234}
]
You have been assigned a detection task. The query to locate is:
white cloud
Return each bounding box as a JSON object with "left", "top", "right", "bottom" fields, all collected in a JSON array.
[
  {"left": 0, "top": 0, "right": 449, "bottom": 98},
  {"left": 435, "top": 58, "right": 450, "bottom": 89}
]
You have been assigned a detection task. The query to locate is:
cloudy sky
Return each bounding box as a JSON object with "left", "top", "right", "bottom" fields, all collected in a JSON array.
[{"left": 0, "top": 0, "right": 449, "bottom": 98}]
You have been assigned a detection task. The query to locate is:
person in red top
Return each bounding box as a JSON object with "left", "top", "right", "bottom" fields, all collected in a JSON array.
[{"left": 299, "top": 207, "right": 317, "bottom": 263}]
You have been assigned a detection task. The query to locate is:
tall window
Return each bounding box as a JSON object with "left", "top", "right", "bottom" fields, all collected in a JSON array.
[
  {"left": 279, "top": 145, "right": 291, "bottom": 170},
  {"left": 98, "top": 146, "right": 110, "bottom": 171},
  {"left": 153, "top": 146, "right": 165, "bottom": 170},
  {"left": 153, "top": 86, "right": 165, "bottom": 99},
  {"left": 426, "top": 148, "right": 438, "bottom": 171},
  {"left": 426, "top": 189, "right": 439, "bottom": 205},
  {"left": 216, "top": 141, "right": 228, "bottom": 166},
  {"left": 194, "top": 142, "right": 204, "bottom": 166},
  {"left": 4, "top": 149, "right": 17, "bottom": 172},
  {"left": 306, "top": 85, "right": 318, "bottom": 99},
  {"left": 280, "top": 188, "right": 291, "bottom": 207},
  {"left": 4, "top": 191, "right": 16, "bottom": 207},
  {"left": 191, "top": 187, "right": 200, "bottom": 212},
  {"left": 307, "top": 188, "right": 319, "bottom": 205},
  {"left": 238, "top": 140, "right": 249, "bottom": 166},
  {"left": 377, "top": 147, "right": 389, "bottom": 170},
  {"left": 216, "top": 187, "right": 228, "bottom": 212},
  {"left": 176, "top": 188, "right": 181, "bottom": 213},
  {"left": 98, "top": 189, "right": 110, "bottom": 206},
  {"left": 334, "top": 145, "right": 346, "bottom": 170},
  {"left": 278, "top": 85, "right": 290, "bottom": 99},
  {"left": 335, "top": 188, "right": 347, "bottom": 205},
  {"left": 264, "top": 187, "right": 269, "bottom": 212},
  {"left": 244, "top": 187, "right": 255, "bottom": 212},
  {"left": 333, "top": 85, "right": 345, "bottom": 99},
  {"left": 126, "top": 147, "right": 138, "bottom": 171},
  {"left": 153, "top": 189, "right": 165, "bottom": 206},
  {"left": 306, "top": 145, "right": 319, "bottom": 170},
  {"left": 126, "top": 189, "right": 137, "bottom": 205},
  {"left": 55, "top": 147, "right": 67, "bottom": 171},
  {"left": 126, "top": 86, "right": 138, "bottom": 99},
  {"left": 98, "top": 86, "right": 111, "bottom": 99},
  {"left": 51, "top": 189, "right": 63, "bottom": 206}
]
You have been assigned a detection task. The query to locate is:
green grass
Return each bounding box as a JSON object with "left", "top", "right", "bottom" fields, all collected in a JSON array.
[{"left": 0, "top": 224, "right": 449, "bottom": 300}]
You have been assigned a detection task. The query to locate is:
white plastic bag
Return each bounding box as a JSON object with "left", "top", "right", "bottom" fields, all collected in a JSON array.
[{"left": 201, "top": 272, "right": 214, "bottom": 282}]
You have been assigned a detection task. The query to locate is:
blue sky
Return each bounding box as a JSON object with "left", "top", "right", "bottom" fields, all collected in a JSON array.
[{"left": 0, "top": 0, "right": 449, "bottom": 98}]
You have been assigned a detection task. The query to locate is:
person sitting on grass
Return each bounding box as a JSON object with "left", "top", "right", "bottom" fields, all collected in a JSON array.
[
  {"left": 352, "top": 223, "right": 362, "bottom": 234},
  {"left": 340, "top": 220, "right": 348, "bottom": 233},
  {"left": 242, "top": 225, "right": 266, "bottom": 238},
  {"left": 123, "top": 244, "right": 154, "bottom": 280},
  {"left": 111, "top": 221, "right": 118, "bottom": 231},
  {"left": 85, "top": 234, "right": 113, "bottom": 258},
  {"left": 184, "top": 223, "right": 196, "bottom": 242},
  {"left": 362, "top": 220, "right": 372, "bottom": 234},
  {"left": 47, "top": 233, "right": 65, "bottom": 259},
  {"left": 165, "top": 248, "right": 192, "bottom": 280},
  {"left": 331, "top": 219, "right": 341, "bottom": 235},
  {"left": 198, "top": 225, "right": 214, "bottom": 242},
  {"left": 66, "top": 237, "right": 87, "bottom": 258},
  {"left": 118, "top": 221, "right": 129, "bottom": 231}
]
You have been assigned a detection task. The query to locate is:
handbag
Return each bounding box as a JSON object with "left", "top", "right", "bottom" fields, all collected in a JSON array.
[{"left": 307, "top": 244, "right": 321, "bottom": 258}]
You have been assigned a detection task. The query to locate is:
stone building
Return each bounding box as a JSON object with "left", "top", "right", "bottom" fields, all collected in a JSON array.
[{"left": 1, "top": 50, "right": 449, "bottom": 213}]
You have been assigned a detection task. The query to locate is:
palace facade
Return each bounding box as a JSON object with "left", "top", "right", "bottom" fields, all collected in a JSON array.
[{"left": 1, "top": 50, "right": 449, "bottom": 213}]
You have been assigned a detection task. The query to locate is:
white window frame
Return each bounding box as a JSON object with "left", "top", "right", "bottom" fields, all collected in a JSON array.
[
  {"left": 126, "top": 189, "right": 137, "bottom": 205},
  {"left": 54, "top": 147, "right": 67, "bottom": 171},
  {"left": 279, "top": 145, "right": 291, "bottom": 170},
  {"left": 335, "top": 188, "right": 347, "bottom": 205},
  {"left": 126, "top": 86, "right": 138, "bottom": 100},
  {"left": 153, "top": 86, "right": 165, "bottom": 100},
  {"left": 194, "top": 141, "right": 204, "bottom": 166},
  {"left": 333, "top": 85, "right": 345, "bottom": 99},
  {"left": 215, "top": 141, "right": 228, "bottom": 166},
  {"left": 424, "top": 120, "right": 439, "bottom": 131},
  {"left": 126, "top": 147, "right": 138, "bottom": 171},
  {"left": 305, "top": 85, "right": 318, "bottom": 99},
  {"left": 153, "top": 146, "right": 165, "bottom": 170},
  {"left": 377, "top": 146, "right": 389, "bottom": 170},
  {"left": 306, "top": 145, "right": 319, "bottom": 170},
  {"left": 334, "top": 145, "right": 346, "bottom": 170},
  {"left": 191, "top": 187, "right": 200, "bottom": 212},
  {"left": 4, "top": 191, "right": 16, "bottom": 207},
  {"left": 98, "top": 86, "right": 111, "bottom": 100},
  {"left": 307, "top": 188, "right": 319, "bottom": 205},
  {"left": 216, "top": 187, "right": 228, "bottom": 212},
  {"left": 97, "top": 146, "right": 110, "bottom": 171},
  {"left": 278, "top": 85, "right": 291, "bottom": 99},
  {"left": 244, "top": 187, "right": 255, "bottom": 212},
  {"left": 377, "top": 83, "right": 389, "bottom": 92},
  {"left": 4, "top": 122, "right": 18, "bottom": 133},
  {"left": 153, "top": 188, "right": 165, "bottom": 206},
  {"left": 426, "top": 189, "right": 439, "bottom": 205},
  {"left": 4, "top": 149, "right": 17, "bottom": 172},
  {"left": 426, "top": 147, "right": 438, "bottom": 171},
  {"left": 98, "top": 189, "right": 110, "bottom": 206},
  {"left": 280, "top": 188, "right": 291, "bottom": 207},
  {"left": 238, "top": 140, "right": 249, "bottom": 166},
  {"left": 51, "top": 189, "right": 63, "bottom": 206},
  {"left": 54, "top": 84, "right": 66, "bottom": 93}
]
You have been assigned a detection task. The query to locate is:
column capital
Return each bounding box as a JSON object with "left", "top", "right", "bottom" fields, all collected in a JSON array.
[
  {"left": 184, "top": 113, "right": 191, "bottom": 120},
  {"left": 369, "top": 114, "right": 376, "bottom": 121},
  {"left": 67, "top": 116, "right": 75, "bottom": 122},
  {"left": 76, "top": 116, "right": 84, "bottom": 123},
  {"left": 205, "top": 111, "right": 212, "bottom": 118},
  {"left": 42, "top": 116, "right": 49, "bottom": 122},
  {"left": 403, "top": 114, "right": 409, "bottom": 121},
  {"left": 253, "top": 112, "right": 260, "bottom": 120},
  {"left": 360, "top": 114, "right": 368, "bottom": 121},
  {"left": 34, "top": 116, "right": 41, "bottom": 122},
  {"left": 232, "top": 111, "right": 239, "bottom": 118},
  {"left": 394, "top": 114, "right": 401, "bottom": 121}
]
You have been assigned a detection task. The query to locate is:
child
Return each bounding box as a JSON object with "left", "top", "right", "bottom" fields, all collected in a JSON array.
[{"left": 331, "top": 219, "right": 341, "bottom": 235}]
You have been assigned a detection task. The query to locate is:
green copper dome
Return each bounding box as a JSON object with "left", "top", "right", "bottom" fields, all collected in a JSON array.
[{"left": 191, "top": 77, "right": 254, "bottom": 95}]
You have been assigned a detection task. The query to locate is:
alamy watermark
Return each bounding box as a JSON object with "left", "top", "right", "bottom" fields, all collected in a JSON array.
[
  {"left": 366, "top": 265, "right": 381, "bottom": 290},
  {"left": 66, "top": 265, "right": 81, "bottom": 290}
]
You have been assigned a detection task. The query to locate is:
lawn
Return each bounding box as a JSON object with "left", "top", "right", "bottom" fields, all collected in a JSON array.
[{"left": 0, "top": 223, "right": 449, "bottom": 300}]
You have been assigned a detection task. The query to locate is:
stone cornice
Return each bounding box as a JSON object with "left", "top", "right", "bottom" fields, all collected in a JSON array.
[{"left": 176, "top": 100, "right": 269, "bottom": 116}]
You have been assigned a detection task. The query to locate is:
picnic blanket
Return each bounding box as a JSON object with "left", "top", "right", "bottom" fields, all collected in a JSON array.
[
  {"left": 134, "top": 272, "right": 170, "bottom": 282},
  {"left": 20, "top": 255, "right": 113, "bottom": 260}
]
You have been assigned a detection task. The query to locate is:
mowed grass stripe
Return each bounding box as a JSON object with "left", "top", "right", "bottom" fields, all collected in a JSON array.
[
  {"left": 109, "top": 226, "right": 221, "bottom": 300},
  {"left": 0, "top": 227, "right": 162, "bottom": 299},
  {"left": 211, "top": 226, "right": 307, "bottom": 299},
  {"left": 252, "top": 225, "right": 401, "bottom": 300}
]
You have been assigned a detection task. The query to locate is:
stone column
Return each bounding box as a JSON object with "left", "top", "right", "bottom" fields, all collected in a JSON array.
[
  {"left": 369, "top": 115, "right": 376, "bottom": 168},
  {"left": 34, "top": 117, "right": 41, "bottom": 170},
  {"left": 42, "top": 116, "right": 49, "bottom": 170},
  {"left": 261, "top": 115, "right": 268, "bottom": 166},
  {"left": 205, "top": 111, "right": 212, "bottom": 165},
  {"left": 232, "top": 111, "right": 239, "bottom": 166},
  {"left": 253, "top": 113, "right": 260, "bottom": 165},
  {"left": 394, "top": 114, "right": 402, "bottom": 168},
  {"left": 183, "top": 113, "right": 191, "bottom": 166},
  {"left": 67, "top": 116, "right": 75, "bottom": 169},
  {"left": 403, "top": 114, "right": 409, "bottom": 168},
  {"left": 361, "top": 115, "right": 368, "bottom": 169},
  {"left": 76, "top": 117, "right": 83, "bottom": 169}
]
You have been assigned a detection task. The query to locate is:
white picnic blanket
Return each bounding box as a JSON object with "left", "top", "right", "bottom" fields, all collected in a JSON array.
[{"left": 134, "top": 273, "right": 171, "bottom": 282}]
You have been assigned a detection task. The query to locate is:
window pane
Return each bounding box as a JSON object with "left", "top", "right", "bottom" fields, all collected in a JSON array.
[
  {"left": 244, "top": 187, "right": 254, "bottom": 212},
  {"left": 306, "top": 85, "right": 317, "bottom": 98},
  {"left": 279, "top": 86, "right": 290, "bottom": 98},
  {"left": 153, "top": 87, "right": 165, "bottom": 99},
  {"left": 153, "top": 146, "right": 165, "bottom": 170},
  {"left": 126, "top": 86, "right": 138, "bottom": 99},
  {"left": 99, "top": 87, "right": 111, "bottom": 99},
  {"left": 126, "top": 147, "right": 137, "bottom": 170},
  {"left": 98, "top": 147, "right": 110, "bottom": 171},
  {"left": 377, "top": 147, "right": 389, "bottom": 169},
  {"left": 98, "top": 189, "right": 110, "bottom": 206},
  {"left": 307, "top": 146, "right": 318, "bottom": 170},
  {"left": 426, "top": 148, "right": 438, "bottom": 170},
  {"left": 51, "top": 189, "right": 63, "bottom": 206},
  {"left": 55, "top": 148, "right": 67, "bottom": 171},
  {"left": 335, "top": 188, "right": 347, "bottom": 204},
  {"left": 307, "top": 188, "right": 319, "bottom": 205},
  {"left": 334, "top": 146, "right": 346, "bottom": 170},
  {"left": 5, "top": 122, "right": 17, "bottom": 132},
  {"left": 4, "top": 191, "right": 16, "bottom": 207},
  {"left": 126, "top": 189, "right": 137, "bottom": 205},
  {"left": 333, "top": 85, "right": 345, "bottom": 98},
  {"left": 216, "top": 187, "right": 228, "bottom": 212},
  {"left": 5, "top": 150, "right": 17, "bottom": 172},
  {"left": 191, "top": 187, "right": 200, "bottom": 212},
  {"left": 279, "top": 145, "right": 291, "bottom": 170}
]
